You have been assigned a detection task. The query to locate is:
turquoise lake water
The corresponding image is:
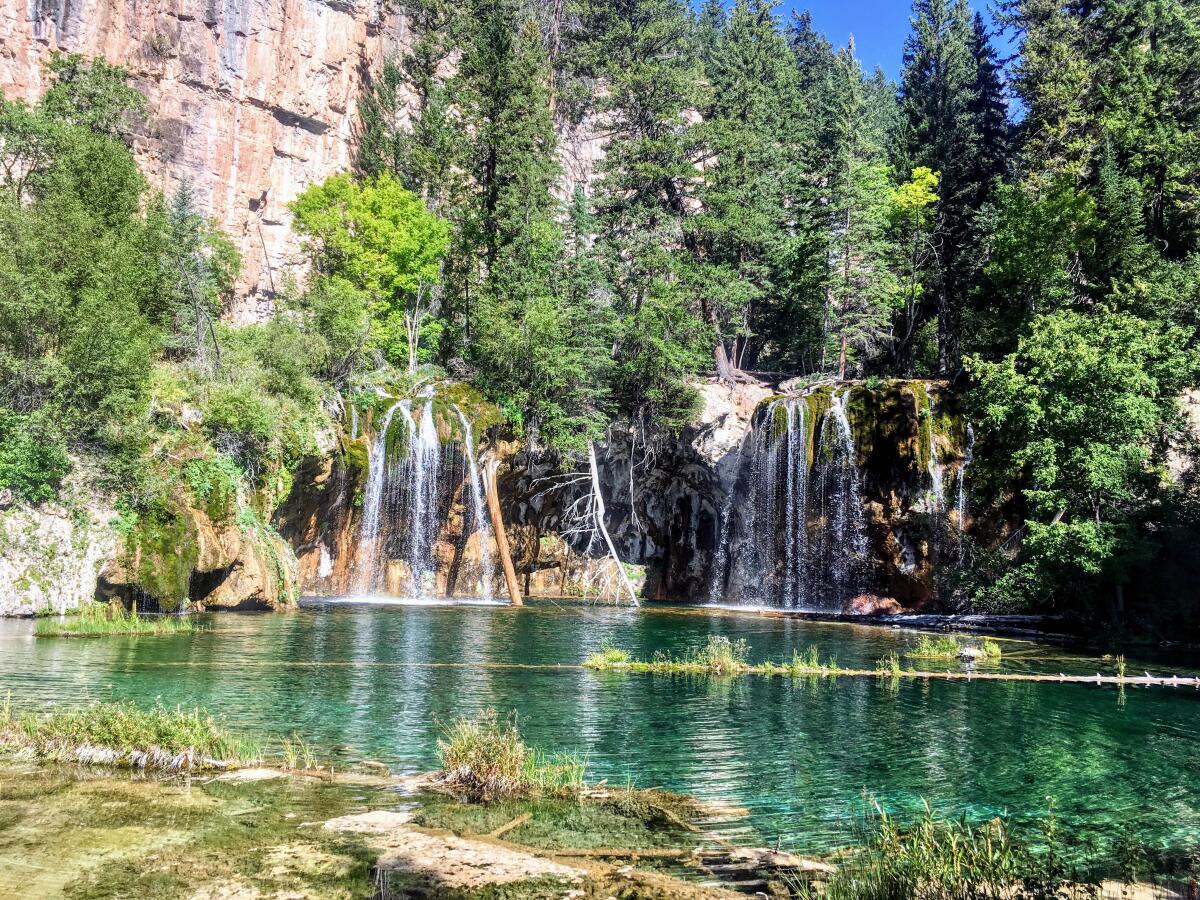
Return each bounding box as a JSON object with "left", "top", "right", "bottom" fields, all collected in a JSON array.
[{"left": 1, "top": 600, "right": 1198, "bottom": 863}]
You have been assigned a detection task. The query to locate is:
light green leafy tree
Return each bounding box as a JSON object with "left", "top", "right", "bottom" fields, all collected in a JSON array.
[{"left": 290, "top": 173, "right": 450, "bottom": 373}]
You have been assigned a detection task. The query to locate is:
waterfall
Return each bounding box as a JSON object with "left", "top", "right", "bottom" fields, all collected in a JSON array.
[
  {"left": 404, "top": 400, "right": 442, "bottom": 596},
  {"left": 453, "top": 407, "right": 496, "bottom": 602},
  {"left": 712, "top": 397, "right": 819, "bottom": 609},
  {"left": 780, "top": 402, "right": 809, "bottom": 608},
  {"left": 813, "top": 390, "right": 869, "bottom": 608},
  {"left": 707, "top": 445, "right": 742, "bottom": 604},
  {"left": 957, "top": 423, "right": 975, "bottom": 533},
  {"left": 926, "top": 397, "right": 945, "bottom": 512},
  {"left": 353, "top": 401, "right": 404, "bottom": 594},
  {"left": 349, "top": 403, "right": 359, "bottom": 440}
]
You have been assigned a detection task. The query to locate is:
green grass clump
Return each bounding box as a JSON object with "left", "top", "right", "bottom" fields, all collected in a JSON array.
[
  {"left": 281, "top": 732, "right": 317, "bottom": 770},
  {"left": 908, "top": 634, "right": 964, "bottom": 659},
  {"left": 35, "top": 603, "right": 200, "bottom": 638},
  {"left": 908, "top": 634, "right": 1003, "bottom": 661},
  {"left": 791, "top": 800, "right": 1095, "bottom": 900},
  {"left": 582, "top": 643, "right": 631, "bottom": 669},
  {"left": 590, "top": 639, "right": 851, "bottom": 678},
  {"left": 876, "top": 652, "right": 904, "bottom": 676},
  {"left": 0, "top": 698, "right": 259, "bottom": 770},
  {"left": 680, "top": 635, "right": 750, "bottom": 673},
  {"left": 436, "top": 709, "right": 585, "bottom": 803}
]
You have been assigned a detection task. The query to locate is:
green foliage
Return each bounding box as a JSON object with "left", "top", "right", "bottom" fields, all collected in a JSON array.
[
  {"left": 0, "top": 407, "right": 70, "bottom": 502},
  {"left": 967, "top": 308, "right": 1198, "bottom": 613},
  {"left": 35, "top": 603, "right": 199, "bottom": 638},
  {"left": 792, "top": 801, "right": 1095, "bottom": 900},
  {"left": 290, "top": 171, "right": 450, "bottom": 377},
  {"left": 436, "top": 709, "right": 586, "bottom": 803},
  {"left": 40, "top": 53, "right": 147, "bottom": 140}
]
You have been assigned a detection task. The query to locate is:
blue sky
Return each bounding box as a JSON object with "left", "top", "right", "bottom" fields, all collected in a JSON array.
[{"left": 777, "top": 1, "right": 1009, "bottom": 79}]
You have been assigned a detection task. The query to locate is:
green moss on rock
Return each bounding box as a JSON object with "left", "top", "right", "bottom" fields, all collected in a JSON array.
[{"left": 122, "top": 504, "right": 197, "bottom": 612}]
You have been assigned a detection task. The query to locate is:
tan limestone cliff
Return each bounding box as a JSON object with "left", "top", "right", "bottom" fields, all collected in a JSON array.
[{"left": 1, "top": 0, "right": 408, "bottom": 317}]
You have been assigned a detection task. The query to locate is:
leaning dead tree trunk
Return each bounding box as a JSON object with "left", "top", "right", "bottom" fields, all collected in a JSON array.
[
  {"left": 483, "top": 457, "right": 522, "bottom": 606},
  {"left": 588, "top": 442, "right": 639, "bottom": 606}
]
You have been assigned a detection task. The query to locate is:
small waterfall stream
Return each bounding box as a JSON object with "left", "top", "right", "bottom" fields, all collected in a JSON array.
[
  {"left": 814, "top": 390, "right": 869, "bottom": 608},
  {"left": 454, "top": 407, "right": 495, "bottom": 602},
  {"left": 403, "top": 400, "right": 442, "bottom": 596},
  {"left": 353, "top": 401, "right": 405, "bottom": 594},
  {"left": 351, "top": 396, "right": 497, "bottom": 599},
  {"left": 957, "top": 423, "right": 975, "bottom": 533},
  {"left": 925, "top": 397, "right": 945, "bottom": 512}
]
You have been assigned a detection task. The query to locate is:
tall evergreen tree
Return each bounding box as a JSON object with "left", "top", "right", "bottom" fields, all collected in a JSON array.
[
  {"left": 692, "top": 0, "right": 800, "bottom": 375},
  {"left": 824, "top": 41, "right": 899, "bottom": 378},
  {"left": 568, "top": 0, "right": 709, "bottom": 426},
  {"left": 900, "top": 0, "right": 1008, "bottom": 372}
]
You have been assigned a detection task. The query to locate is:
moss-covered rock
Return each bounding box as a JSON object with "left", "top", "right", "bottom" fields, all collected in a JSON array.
[{"left": 100, "top": 496, "right": 298, "bottom": 613}]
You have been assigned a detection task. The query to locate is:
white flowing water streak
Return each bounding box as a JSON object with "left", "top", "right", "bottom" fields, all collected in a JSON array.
[
  {"left": 957, "top": 422, "right": 975, "bottom": 532},
  {"left": 815, "top": 389, "right": 869, "bottom": 608},
  {"left": 707, "top": 444, "right": 743, "bottom": 604},
  {"left": 405, "top": 401, "right": 442, "bottom": 598},
  {"left": 453, "top": 406, "right": 495, "bottom": 602},
  {"left": 349, "top": 403, "right": 359, "bottom": 441},
  {"left": 926, "top": 397, "right": 945, "bottom": 512},
  {"left": 781, "top": 400, "right": 809, "bottom": 609},
  {"left": 713, "top": 398, "right": 814, "bottom": 608},
  {"left": 353, "top": 401, "right": 404, "bottom": 594}
]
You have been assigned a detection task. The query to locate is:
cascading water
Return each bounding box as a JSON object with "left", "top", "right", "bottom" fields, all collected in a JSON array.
[
  {"left": 353, "top": 401, "right": 404, "bottom": 594},
  {"left": 956, "top": 423, "right": 975, "bottom": 533},
  {"left": 925, "top": 398, "right": 945, "bottom": 512},
  {"left": 403, "top": 400, "right": 442, "bottom": 596},
  {"left": 726, "top": 399, "right": 806, "bottom": 606},
  {"left": 813, "top": 390, "right": 869, "bottom": 608},
  {"left": 351, "top": 395, "right": 500, "bottom": 599},
  {"left": 711, "top": 385, "right": 970, "bottom": 611},
  {"left": 453, "top": 407, "right": 496, "bottom": 602}
]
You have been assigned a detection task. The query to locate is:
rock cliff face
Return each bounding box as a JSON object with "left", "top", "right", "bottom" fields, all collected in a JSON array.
[
  {"left": 0, "top": 461, "right": 117, "bottom": 616},
  {"left": 1, "top": 0, "right": 407, "bottom": 317},
  {"left": 1, "top": 2, "right": 606, "bottom": 316},
  {"left": 98, "top": 501, "right": 299, "bottom": 612}
]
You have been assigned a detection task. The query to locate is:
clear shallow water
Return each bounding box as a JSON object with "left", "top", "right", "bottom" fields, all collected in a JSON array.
[{"left": 1, "top": 600, "right": 1198, "bottom": 861}]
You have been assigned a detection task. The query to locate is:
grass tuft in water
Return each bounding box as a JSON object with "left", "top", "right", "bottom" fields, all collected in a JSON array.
[
  {"left": 875, "top": 652, "right": 904, "bottom": 676},
  {"left": 582, "top": 642, "right": 631, "bottom": 669},
  {"left": 436, "top": 709, "right": 585, "bottom": 803},
  {"left": 789, "top": 799, "right": 1098, "bottom": 900},
  {"left": 35, "top": 603, "right": 200, "bottom": 638},
  {"left": 0, "top": 697, "right": 259, "bottom": 771},
  {"left": 907, "top": 634, "right": 1002, "bottom": 661},
  {"left": 281, "top": 732, "right": 317, "bottom": 770},
  {"left": 587, "top": 639, "right": 852, "bottom": 678}
]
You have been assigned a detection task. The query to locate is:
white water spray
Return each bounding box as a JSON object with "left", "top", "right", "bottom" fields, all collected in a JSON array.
[
  {"left": 353, "top": 401, "right": 404, "bottom": 594},
  {"left": 454, "top": 407, "right": 496, "bottom": 602}
]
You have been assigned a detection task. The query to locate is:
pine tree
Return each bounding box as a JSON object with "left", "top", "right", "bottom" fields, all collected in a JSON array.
[
  {"left": 461, "top": 7, "right": 610, "bottom": 449},
  {"left": 1002, "top": 0, "right": 1092, "bottom": 184},
  {"left": 825, "top": 41, "right": 899, "bottom": 378},
  {"left": 696, "top": 0, "right": 728, "bottom": 66},
  {"left": 692, "top": 0, "right": 800, "bottom": 375},
  {"left": 900, "top": 0, "right": 1008, "bottom": 372},
  {"left": 568, "top": 0, "right": 709, "bottom": 426}
]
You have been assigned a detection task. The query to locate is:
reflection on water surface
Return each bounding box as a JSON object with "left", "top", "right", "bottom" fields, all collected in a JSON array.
[{"left": 1, "top": 599, "right": 1197, "bottom": 856}]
